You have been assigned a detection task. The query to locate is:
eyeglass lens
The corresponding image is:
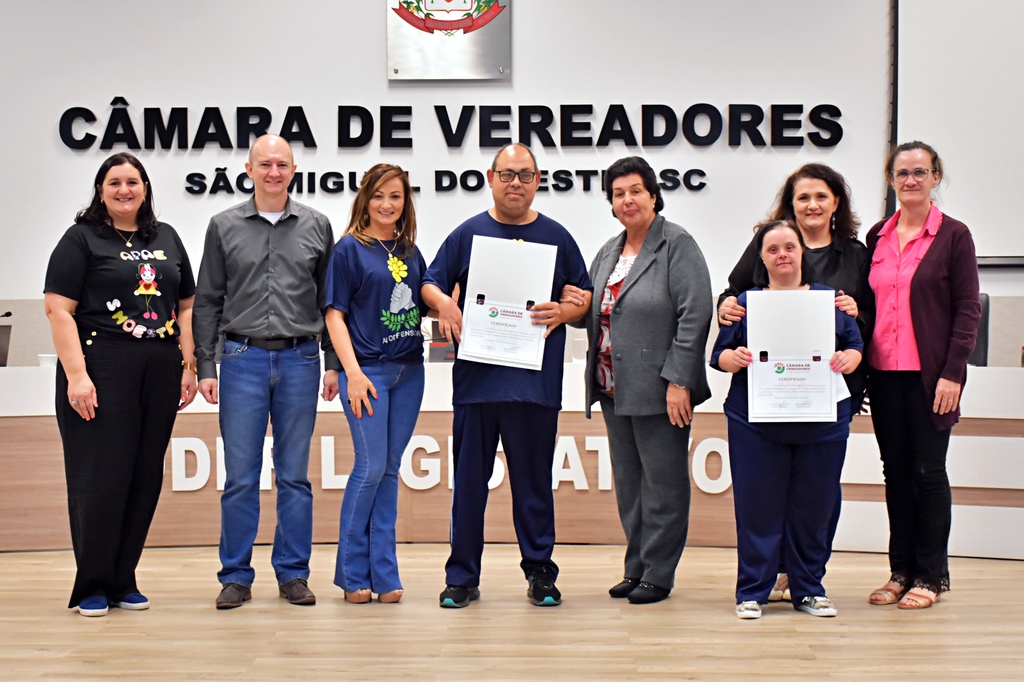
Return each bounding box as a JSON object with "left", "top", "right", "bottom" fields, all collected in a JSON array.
[{"left": 497, "top": 170, "right": 536, "bottom": 183}]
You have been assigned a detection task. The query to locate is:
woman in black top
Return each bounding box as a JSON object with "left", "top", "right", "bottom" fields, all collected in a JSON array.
[
  {"left": 716, "top": 163, "right": 870, "bottom": 602},
  {"left": 44, "top": 153, "right": 197, "bottom": 617}
]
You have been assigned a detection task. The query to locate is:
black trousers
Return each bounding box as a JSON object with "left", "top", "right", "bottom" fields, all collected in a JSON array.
[
  {"left": 867, "top": 369, "right": 953, "bottom": 593},
  {"left": 56, "top": 335, "right": 182, "bottom": 608}
]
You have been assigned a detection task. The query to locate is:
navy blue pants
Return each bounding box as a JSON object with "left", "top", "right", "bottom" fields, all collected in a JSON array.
[
  {"left": 445, "top": 402, "right": 559, "bottom": 587},
  {"left": 727, "top": 417, "right": 846, "bottom": 604}
]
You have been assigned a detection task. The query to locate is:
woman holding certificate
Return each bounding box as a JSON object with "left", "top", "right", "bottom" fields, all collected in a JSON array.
[
  {"left": 717, "top": 163, "right": 868, "bottom": 406},
  {"left": 711, "top": 220, "right": 863, "bottom": 620},
  {"left": 325, "top": 163, "right": 428, "bottom": 604},
  {"left": 717, "top": 163, "right": 869, "bottom": 602},
  {"left": 567, "top": 156, "right": 713, "bottom": 604},
  {"left": 863, "top": 142, "right": 980, "bottom": 610}
]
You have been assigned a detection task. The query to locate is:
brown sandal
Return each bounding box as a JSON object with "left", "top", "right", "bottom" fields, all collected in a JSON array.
[
  {"left": 868, "top": 583, "right": 907, "bottom": 605},
  {"left": 898, "top": 588, "right": 938, "bottom": 610}
]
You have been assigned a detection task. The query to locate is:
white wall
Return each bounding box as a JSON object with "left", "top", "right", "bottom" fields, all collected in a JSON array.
[
  {"left": 899, "top": 0, "right": 1024, "bottom": 264},
  {"left": 0, "top": 0, "right": 892, "bottom": 302}
]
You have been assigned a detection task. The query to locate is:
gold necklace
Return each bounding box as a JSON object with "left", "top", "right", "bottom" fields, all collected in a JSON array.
[
  {"left": 112, "top": 226, "right": 137, "bottom": 248},
  {"left": 374, "top": 237, "right": 398, "bottom": 257}
]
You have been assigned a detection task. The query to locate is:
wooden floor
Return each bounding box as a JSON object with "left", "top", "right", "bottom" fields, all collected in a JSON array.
[{"left": 1, "top": 544, "right": 1022, "bottom": 681}]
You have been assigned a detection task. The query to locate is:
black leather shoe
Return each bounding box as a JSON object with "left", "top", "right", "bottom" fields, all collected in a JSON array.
[
  {"left": 609, "top": 578, "right": 640, "bottom": 598},
  {"left": 279, "top": 578, "right": 316, "bottom": 605},
  {"left": 627, "top": 581, "right": 670, "bottom": 604},
  {"left": 216, "top": 583, "right": 252, "bottom": 609}
]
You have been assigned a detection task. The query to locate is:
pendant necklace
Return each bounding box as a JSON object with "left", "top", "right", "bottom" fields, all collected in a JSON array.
[
  {"left": 113, "top": 227, "right": 137, "bottom": 248},
  {"left": 375, "top": 237, "right": 397, "bottom": 256}
]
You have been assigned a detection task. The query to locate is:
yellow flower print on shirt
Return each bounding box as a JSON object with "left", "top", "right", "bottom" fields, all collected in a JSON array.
[{"left": 387, "top": 255, "right": 408, "bottom": 282}]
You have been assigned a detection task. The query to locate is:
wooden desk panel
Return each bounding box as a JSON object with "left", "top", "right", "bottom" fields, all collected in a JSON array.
[{"left": 2, "top": 413, "right": 1022, "bottom": 552}]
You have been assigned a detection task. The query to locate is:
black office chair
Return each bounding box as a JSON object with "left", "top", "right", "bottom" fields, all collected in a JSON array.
[{"left": 967, "top": 292, "right": 989, "bottom": 367}]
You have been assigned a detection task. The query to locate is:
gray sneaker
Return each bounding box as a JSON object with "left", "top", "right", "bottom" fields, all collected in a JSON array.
[{"left": 796, "top": 595, "right": 837, "bottom": 617}]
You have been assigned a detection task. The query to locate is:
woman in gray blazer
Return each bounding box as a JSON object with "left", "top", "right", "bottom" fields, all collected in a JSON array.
[{"left": 565, "top": 156, "right": 713, "bottom": 603}]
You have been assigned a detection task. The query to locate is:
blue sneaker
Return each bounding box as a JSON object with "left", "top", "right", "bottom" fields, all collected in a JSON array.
[
  {"left": 78, "top": 596, "right": 108, "bottom": 617},
  {"left": 116, "top": 592, "right": 150, "bottom": 610}
]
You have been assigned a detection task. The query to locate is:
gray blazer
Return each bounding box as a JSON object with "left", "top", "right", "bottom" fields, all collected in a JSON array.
[{"left": 580, "top": 215, "right": 713, "bottom": 417}]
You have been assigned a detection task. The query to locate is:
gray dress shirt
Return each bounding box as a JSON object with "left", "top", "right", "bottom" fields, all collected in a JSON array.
[{"left": 193, "top": 196, "right": 339, "bottom": 380}]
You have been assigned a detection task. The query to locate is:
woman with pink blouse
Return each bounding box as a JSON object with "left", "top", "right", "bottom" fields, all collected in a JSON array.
[{"left": 863, "top": 141, "right": 981, "bottom": 610}]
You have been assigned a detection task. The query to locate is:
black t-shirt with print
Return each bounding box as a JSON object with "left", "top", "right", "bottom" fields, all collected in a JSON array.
[{"left": 45, "top": 222, "right": 196, "bottom": 342}]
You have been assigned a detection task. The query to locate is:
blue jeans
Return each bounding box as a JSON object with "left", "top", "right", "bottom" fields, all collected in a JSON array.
[
  {"left": 217, "top": 338, "right": 321, "bottom": 587},
  {"left": 334, "top": 361, "right": 424, "bottom": 594}
]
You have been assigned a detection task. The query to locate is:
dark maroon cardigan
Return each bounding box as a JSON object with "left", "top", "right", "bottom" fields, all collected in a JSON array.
[{"left": 864, "top": 212, "right": 982, "bottom": 431}]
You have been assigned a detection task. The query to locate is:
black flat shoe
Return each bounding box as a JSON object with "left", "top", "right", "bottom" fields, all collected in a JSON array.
[
  {"left": 609, "top": 578, "right": 640, "bottom": 598},
  {"left": 627, "top": 581, "right": 670, "bottom": 604}
]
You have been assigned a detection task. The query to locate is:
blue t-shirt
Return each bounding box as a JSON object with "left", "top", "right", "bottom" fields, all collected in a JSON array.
[
  {"left": 423, "top": 210, "right": 593, "bottom": 408},
  {"left": 709, "top": 284, "right": 864, "bottom": 443},
  {"left": 325, "top": 235, "right": 427, "bottom": 364}
]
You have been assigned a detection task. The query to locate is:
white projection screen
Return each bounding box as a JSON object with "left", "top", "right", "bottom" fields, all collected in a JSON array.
[{"left": 897, "top": 0, "right": 1024, "bottom": 260}]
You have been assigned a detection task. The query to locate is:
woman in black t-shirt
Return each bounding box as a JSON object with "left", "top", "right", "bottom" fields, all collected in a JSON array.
[{"left": 44, "top": 153, "right": 197, "bottom": 617}]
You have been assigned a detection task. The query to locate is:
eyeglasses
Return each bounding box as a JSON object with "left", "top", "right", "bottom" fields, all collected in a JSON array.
[
  {"left": 894, "top": 168, "right": 935, "bottom": 183},
  {"left": 494, "top": 169, "right": 537, "bottom": 183}
]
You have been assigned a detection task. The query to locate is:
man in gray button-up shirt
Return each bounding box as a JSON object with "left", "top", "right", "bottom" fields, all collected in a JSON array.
[{"left": 193, "top": 134, "right": 339, "bottom": 610}]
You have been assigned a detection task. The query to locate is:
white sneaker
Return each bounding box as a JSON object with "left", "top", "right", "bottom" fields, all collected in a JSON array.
[
  {"left": 736, "top": 600, "right": 762, "bottom": 619},
  {"left": 796, "top": 595, "right": 837, "bottom": 617}
]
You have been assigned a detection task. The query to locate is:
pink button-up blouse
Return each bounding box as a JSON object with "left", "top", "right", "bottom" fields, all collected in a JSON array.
[{"left": 866, "top": 203, "right": 943, "bottom": 370}]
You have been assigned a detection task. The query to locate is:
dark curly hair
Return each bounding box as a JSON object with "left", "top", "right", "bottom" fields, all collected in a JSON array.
[
  {"left": 603, "top": 156, "right": 665, "bottom": 217},
  {"left": 75, "top": 152, "right": 160, "bottom": 242},
  {"left": 768, "top": 163, "right": 859, "bottom": 240}
]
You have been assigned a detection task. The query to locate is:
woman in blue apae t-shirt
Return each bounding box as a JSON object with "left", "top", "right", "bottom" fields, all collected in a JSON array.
[{"left": 324, "top": 164, "right": 428, "bottom": 605}]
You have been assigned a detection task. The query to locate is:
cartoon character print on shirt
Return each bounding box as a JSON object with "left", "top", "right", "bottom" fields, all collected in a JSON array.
[
  {"left": 134, "top": 262, "right": 162, "bottom": 319},
  {"left": 105, "top": 249, "right": 177, "bottom": 339},
  {"left": 380, "top": 254, "right": 421, "bottom": 333}
]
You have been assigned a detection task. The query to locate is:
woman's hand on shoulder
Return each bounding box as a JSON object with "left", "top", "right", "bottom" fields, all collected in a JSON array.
[
  {"left": 835, "top": 290, "right": 859, "bottom": 318},
  {"left": 718, "top": 296, "right": 745, "bottom": 327}
]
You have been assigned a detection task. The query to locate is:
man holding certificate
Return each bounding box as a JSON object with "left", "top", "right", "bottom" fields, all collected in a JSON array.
[
  {"left": 711, "top": 220, "right": 862, "bottom": 620},
  {"left": 422, "top": 143, "right": 593, "bottom": 609}
]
